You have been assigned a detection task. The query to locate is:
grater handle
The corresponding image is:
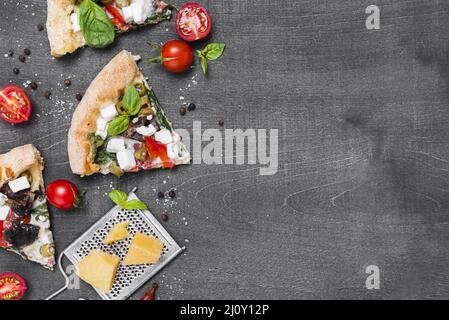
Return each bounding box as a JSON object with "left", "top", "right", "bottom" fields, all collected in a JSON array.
[{"left": 45, "top": 249, "right": 71, "bottom": 300}]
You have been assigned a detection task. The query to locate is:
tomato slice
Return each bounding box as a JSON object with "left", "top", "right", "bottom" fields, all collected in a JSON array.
[
  {"left": 0, "top": 85, "right": 31, "bottom": 124},
  {"left": 105, "top": 4, "right": 125, "bottom": 24},
  {"left": 0, "top": 273, "right": 28, "bottom": 300},
  {"left": 145, "top": 137, "right": 174, "bottom": 169},
  {"left": 176, "top": 2, "right": 211, "bottom": 42}
]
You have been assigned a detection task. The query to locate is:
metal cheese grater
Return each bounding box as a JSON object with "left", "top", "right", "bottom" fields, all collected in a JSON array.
[{"left": 45, "top": 188, "right": 185, "bottom": 300}]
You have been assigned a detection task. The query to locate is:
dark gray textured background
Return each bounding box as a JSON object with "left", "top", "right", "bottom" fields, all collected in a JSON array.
[{"left": 1, "top": 0, "right": 449, "bottom": 300}]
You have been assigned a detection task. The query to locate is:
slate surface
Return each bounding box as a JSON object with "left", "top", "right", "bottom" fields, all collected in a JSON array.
[{"left": 1, "top": 0, "right": 449, "bottom": 300}]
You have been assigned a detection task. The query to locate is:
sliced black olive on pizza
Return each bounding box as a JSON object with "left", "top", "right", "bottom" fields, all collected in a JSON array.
[
  {"left": 0, "top": 145, "right": 55, "bottom": 270},
  {"left": 47, "top": 0, "right": 172, "bottom": 57},
  {"left": 68, "top": 50, "right": 190, "bottom": 177}
]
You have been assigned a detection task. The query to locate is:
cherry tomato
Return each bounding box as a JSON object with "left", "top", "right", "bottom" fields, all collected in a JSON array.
[
  {"left": 0, "top": 85, "right": 32, "bottom": 124},
  {"left": 150, "top": 40, "right": 193, "bottom": 73},
  {"left": 176, "top": 2, "right": 212, "bottom": 42},
  {"left": 46, "top": 180, "right": 82, "bottom": 211},
  {"left": 145, "top": 137, "right": 174, "bottom": 169},
  {"left": 0, "top": 273, "right": 28, "bottom": 300}
]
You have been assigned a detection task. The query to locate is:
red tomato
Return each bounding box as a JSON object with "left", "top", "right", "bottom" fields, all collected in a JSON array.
[
  {"left": 46, "top": 180, "right": 81, "bottom": 211},
  {"left": 176, "top": 2, "right": 212, "bottom": 42},
  {"left": 0, "top": 273, "right": 27, "bottom": 300},
  {"left": 0, "top": 85, "right": 32, "bottom": 124},
  {"left": 158, "top": 40, "right": 193, "bottom": 73},
  {"left": 145, "top": 137, "right": 174, "bottom": 169}
]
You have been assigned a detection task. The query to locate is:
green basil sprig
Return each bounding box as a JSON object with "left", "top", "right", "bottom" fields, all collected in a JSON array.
[
  {"left": 79, "top": 0, "right": 115, "bottom": 48},
  {"left": 197, "top": 43, "right": 226, "bottom": 75},
  {"left": 107, "top": 86, "right": 142, "bottom": 136},
  {"left": 107, "top": 115, "right": 130, "bottom": 136},
  {"left": 109, "top": 189, "right": 148, "bottom": 210},
  {"left": 122, "top": 86, "right": 141, "bottom": 116}
]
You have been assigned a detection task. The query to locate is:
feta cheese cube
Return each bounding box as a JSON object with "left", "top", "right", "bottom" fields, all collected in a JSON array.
[
  {"left": 122, "top": 5, "right": 134, "bottom": 23},
  {"left": 167, "top": 143, "right": 179, "bottom": 159},
  {"left": 70, "top": 12, "right": 81, "bottom": 32},
  {"left": 0, "top": 206, "right": 10, "bottom": 221},
  {"left": 100, "top": 104, "right": 118, "bottom": 121},
  {"left": 95, "top": 129, "right": 108, "bottom": 140},
  {"left": 96, "top": 117, "right": 108, "bottom": 132},
  {"left": 117, "top": 149, "right": 137, "bottom": 171},
  {"left": 107, "top": 137, "right": 126, "bottom": 153},
  {"left": 172, "top": 131, "right": 181, "bottom": 143},
  {"left": 131, "top": 0, "right": 146, "bottom": 24},
  {"left": 125, "top": 138, "right": 142, "bottom": 150},
  {"left": 8, "top": 176, "right": 31, "bottom": 193},
  {"left": 0, "top": 192, "right": 7, "bottom": 206},
  {"left": 154, "top": 128, "right": 173, "bottom": 144},
  {"left": 136, "top": 124, "right": 156, "bottom": 137}
]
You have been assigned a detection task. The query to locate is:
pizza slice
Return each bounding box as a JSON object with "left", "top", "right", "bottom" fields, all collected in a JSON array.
[
  {"left": 47, "top": 0, "right": 172, "bottom": 57},
  {"left": 68, "top": 50, "right": 190, "bottom": 177},
  {"left": 0, "top": 145, "right": 56, "bottom": 270}
]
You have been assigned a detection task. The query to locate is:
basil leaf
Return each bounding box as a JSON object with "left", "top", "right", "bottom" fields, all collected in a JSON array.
[
  {"left": 203, "top": 43, "right": 226, "bottom": 61},
  {"left": 200, "top": 56, "right": 208, "bottom": 75},
  {"left": 107, "top": 115, "right": 130, "bottom": 136},
  {"left": 122, "top": 199, "right": 148, "bottom": 210},
  {"left": 79, "top": 0, "right": 115, "bottom": 48},
  {"left": 108, "top": 190, "right": 128, "bottom": 206},
  {"left": 122, "top": 86, "right": 141, "bottom": 116}
]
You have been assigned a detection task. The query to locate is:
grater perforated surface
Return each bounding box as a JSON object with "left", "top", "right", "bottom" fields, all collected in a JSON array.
[{"left": 62, "top": 191, "right": 183, "bottom": 300}]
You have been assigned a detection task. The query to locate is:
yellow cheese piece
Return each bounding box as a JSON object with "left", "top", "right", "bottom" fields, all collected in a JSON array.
[
  {"left": 104, "top": 222, "right": 129, "bottom": 245},
  {"left": 124, "top": 232, "right": 164, "bottom": 265},
  {"left": 77, "top": 250, "right": 120, "bottom": 293}
]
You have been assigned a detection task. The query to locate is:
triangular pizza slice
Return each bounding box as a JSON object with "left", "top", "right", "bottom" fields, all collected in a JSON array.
[
  {"left": 47, "top": 0, "right": 172, "bottom": 57},
  {"left": 0, "top": 145, "right": 56, "bottom": 270},
  {"left": 68, "top": 50, "right": 190, "bottom": 177}
]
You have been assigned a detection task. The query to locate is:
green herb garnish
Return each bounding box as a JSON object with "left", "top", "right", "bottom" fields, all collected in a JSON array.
[
  {"left": 197, "top": 43, "right": 226, "bottom": 75},
  {"left": 122, "top": 86, "right": 141, "bottom": 116},
  {"left": 108, "top": 189, "right": 148, "bottom": 210},
  {"left": 107, "top": 115, "right": 130, "bottom": 136},
  {"left": 79, "top": 0, "right": 115, "bottom": 48}
]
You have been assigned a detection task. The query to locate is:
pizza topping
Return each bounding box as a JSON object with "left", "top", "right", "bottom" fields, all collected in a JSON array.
[
  {"left": 3, "top": 221, "right": 40, "bottom": 248},
  {"left": 70, "top": 12, "right": 81, "bottom": 32},
  {"left": 117, "top": 149, "right": 137, "bottom": 171},
  {"left": 0, "top": 273, "right": 28, "bottom": 300},
  {"left": 0, "top": 85, "right": 32, "bottom": 124},
  {"left": 106, "top": 137, "right": 126, "bottom": 153},
  {"left": 79, "top": 0, "right": 116, "bottom": 48},
  {"left": 8, "top": 176, "right": 31, "bottom": 193},
  {"left": 176, "top": 2, "right": 211, "bottom": 42}
]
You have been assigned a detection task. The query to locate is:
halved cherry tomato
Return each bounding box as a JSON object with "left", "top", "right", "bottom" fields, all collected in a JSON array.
[
  {"left": 0, "top": 85, "right": 31, "bottom": 124},
  {"left": 0, "top": 273, "right": 28, "bottom": 300},
  {"left": 46, "top": 180, "right": 83, "bottom": 211},
  {"left": 176, "top": 2, "right": 211, "bottom": 42},
  {"left": 145, "top": 137, "right": 174, "bottom": 169},
  {"left": 105, "top": 4, "right": 125, "bottom": 24},
  {"left": 150, "top": 40, "right": 194, "bottom": 73}
]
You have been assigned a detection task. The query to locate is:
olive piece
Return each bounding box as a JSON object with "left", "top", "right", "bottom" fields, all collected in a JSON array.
[
  {"left": 138, "top": 107, "right": 154, "bottom": 116},
  {"left": 116, "top": 101, "right": 127, "bottom": 115},
  {"left": 20, "top": 171, "right": 33, "bottom": 184},
  {"left": 134, "top": 145, "right": 148, "bottom": 162},
  {"left": 135, "top": 83, "right": 147, "bottom": 97},
  {"left": 140, "top": 95, "right": 150, "bottom": 108},
  {"left": 99, "top": 0, "right": 114, "bottom": 4},
  {"left": 109, "top": 162, "right": 124, "bottom": 177}
]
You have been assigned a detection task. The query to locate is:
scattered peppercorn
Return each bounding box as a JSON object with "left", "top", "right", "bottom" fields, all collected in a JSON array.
[
  {"left": 29, "top": 82, "right": 38, "bottom": 90},
  {"left": 37, "top": 23, "right": 44, "bottom": 31},
  {"left": 44, "top": 90, "right": 52, "bottom": 99},
  {"left": 64, "top": 79, "right": 71, "bottom": 86},
  {"left": 23, "top": 48, "right": 31, "bottom": 56},
  {"left": 179, "top": 106, "right": 187, "bottom": 116},
  {"left": 152, "top": 282, "right": 159, "bottom": 289},
  {"left": 187, "top": 102, "right": 196, "bottom": 111},
  {"left": 218, "top": 119, "right": 224, "bottom": 126},
  {"left": 161, "top": 214, "right": 168, "bottom": 222},
  {"left": 13, "top": 68, "right": 20, "bottom": 75},
  {"left": 75, "top": 93, "right": 83, "bottom": 101},
  {"left": 7, "top": 50, "right": 14, "bottom": 57},
  {"left": 19, "top": 55, "right": 26, "bottom": 63},
  {"left": 168, "top": 190, "right": 176, "bottom": 198},
  {"left": 157, "top": 191, "right": 165, "bottom": 199}
]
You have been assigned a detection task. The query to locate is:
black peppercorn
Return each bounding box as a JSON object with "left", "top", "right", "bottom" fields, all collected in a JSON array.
[
  {"left": 44, "top": 90, "right": 52, "bottom": 99},
  {"left": 19, "top": 55, "right": 26, "bottom": 63},
  {"left": 37, "top": 23, "right": 44, "bottom": 31},
  {"left": 157, "top": 191, "right": 165, "bottom": 199},
  {"left": 64, "top": 79, "right": 71, "bottom": 86},
  {"left": 218, "top": 119, "right": 224, "bottom": 126},
  {"left": 152, "top": 282, "right": 159, "bottom": 289},
  {"left": 161, "top": 214, "right": 168, "bottom": 222},
  {"left": 187, "top": 102, "right": 196, "bottom": 111},
  {"left": 13, "top": 68, "right": 20, "bottom": 75},
  {"left": 23, "top": 48, "right": 31, "bottom": 56},
  {"left": 179, "top": 106, "right": 187, "bottom": 116},
  {"left": 75, "top": 93, "right": 83, "bottom": 101},
  {"left": 7, "top": 50, "right": 14, "bottom": 57},
  {"left": 29, "top": 82, "right": 38, "bottom": 90},
  {"left": 168, "top": 190, "right": 176, "bottom": 198}
]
